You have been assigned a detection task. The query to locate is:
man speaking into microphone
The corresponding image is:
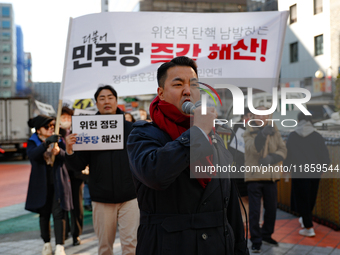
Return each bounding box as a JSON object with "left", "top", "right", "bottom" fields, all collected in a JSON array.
[{"left": 127, "top": 56, "right": 248, "bottom": 255}]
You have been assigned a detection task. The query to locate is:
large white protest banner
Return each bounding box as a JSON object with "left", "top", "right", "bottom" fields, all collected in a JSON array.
[{"left": 61, "top": 11, "right": 288, "bottom": 101}]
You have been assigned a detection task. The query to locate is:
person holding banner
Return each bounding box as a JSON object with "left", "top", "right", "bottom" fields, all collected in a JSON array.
[
  {"left": 25, "top": 115, "right": 72, "bottom": 255},
  {"left": 127, "top": 56, "right": 248, "bottom": 255},
  {"left": 59, "top": 106, "right": 85, "bottom": 246},
  {"left": 243, "top": 106, "right": 287, "bottom": 253},
  {"left": 65, "top": 85, "right": 138, "bottom": 255}
]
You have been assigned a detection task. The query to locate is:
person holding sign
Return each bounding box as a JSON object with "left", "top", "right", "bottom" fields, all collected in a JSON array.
[
  {"left": 25, "top": 115, "right": 72, "bottom": 255},
  {"left": 127, "top": 56, "right": 248, "bottom": 255},
  {"left": 65, "top": 85, "right": 138, "bottom": 255},
  {"left": 243, "top": 106, "right": 287, "bottom": 253}
]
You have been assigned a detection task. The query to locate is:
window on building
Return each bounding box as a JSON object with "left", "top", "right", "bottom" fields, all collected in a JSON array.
[
  {"left": 315, "top": 34, "right": 323, "bottom": 56},
  {"left": 2, "top": 67, "right": 11, "bottom": 76},
  {"left": 2, "top": 79, "right": 11, "bottom": 87},
  {"left": 0, "top": 90, "right": 12, "bottom": 97},
  {"left": 1, "top": 32, "right": 10, "bottom": 40},
  {"left": 2, "top": 20, "right": 10, "bottom": 29},
  {"left": 1, "top": 55, "right": 10, "bottom": 64},
  {"left": 290, "top": 4, "right": 297, "bottom": 24},
  {"left": 1, "top": 44, "right": 10, "bottom": 52},
  {"left": 304, "top": 77, "right": 313, "bottom": 87},
  {"left": 314, "top": 0, "right": 322, "bottom": 14},
  {"left": 2, "top": 6, "right": 10, "bottom": 17},
  {"left": 290, "top": 42, "right": 298, "bottom": 63}
]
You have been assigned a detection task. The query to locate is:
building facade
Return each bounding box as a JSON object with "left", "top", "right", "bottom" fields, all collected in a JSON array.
[
  {"left": 0, "top": 3, "right": 16, "bottom": 98},
  {"left": 16, "top": 25, "right": 25, "bottom": 93},
  {"left": 33, "top": 82, "right": 61, "bottom": 111},
  {"left": 139, "top": 0, "right": 246, "bottom": 12},
  {"left": 278, "top": 0, "right": 339, "bottom": 105},
  {"left": 25, "top": 52, "right": 33, "bottom": 89},
  {"left": 247, "top": 0, "right": 277, "bottom": 11}
]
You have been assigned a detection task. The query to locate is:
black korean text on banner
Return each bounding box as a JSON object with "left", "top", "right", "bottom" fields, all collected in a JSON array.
[{"left": 72, "top": 30, "right": 144, "bottom": 70}]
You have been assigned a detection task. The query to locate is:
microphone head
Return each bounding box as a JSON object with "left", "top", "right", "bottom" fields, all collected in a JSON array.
[
  {"left": 182, "top": 101, "right": 195, "bottom": 114},
  {"left": 194, "top": 100, "right": 201, "bottom": 107}
]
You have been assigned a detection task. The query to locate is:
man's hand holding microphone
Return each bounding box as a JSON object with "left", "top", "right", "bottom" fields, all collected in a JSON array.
[{"left": 182, "top": 101, "right": 217, "bottom": 135}]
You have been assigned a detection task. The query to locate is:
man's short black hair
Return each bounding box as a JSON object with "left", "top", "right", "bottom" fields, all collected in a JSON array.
[
  {"left": 94, "top": 85, "right": 118, "bottom": 102},
  {"left": 298, "top": 112, "right": 313, "bottom": 122},
  {"left": 157, "top": 56, "right": 198, "bottom": 88}
]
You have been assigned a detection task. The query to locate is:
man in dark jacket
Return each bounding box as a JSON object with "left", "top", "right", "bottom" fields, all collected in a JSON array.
[
  {"left": 127, "top": 56, "right": 248, "bottom": 255},
  {"left": 65, "top": 85, "right": 138, "bottom": 255}
]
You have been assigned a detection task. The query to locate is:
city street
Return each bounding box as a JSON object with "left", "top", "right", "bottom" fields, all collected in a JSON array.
[
  {"left": 1, "top": 156, "right": 340, "bottom": 255},
  {"left": 1, "top": 0, "right": 340, "bottom": 254},
  {"left": 0, "top": 156, "right": 122, "bottom": 255}
]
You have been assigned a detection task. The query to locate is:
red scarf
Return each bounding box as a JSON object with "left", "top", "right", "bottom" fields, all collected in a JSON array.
[{"left": 150, "top": 96, "right": 214, "bottom": 188}]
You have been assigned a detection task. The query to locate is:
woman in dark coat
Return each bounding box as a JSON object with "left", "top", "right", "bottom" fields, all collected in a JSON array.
[
  {"left": 25, "top": 115, "right": 72, "bottom": 255},
  {"left": 284, "top": 113, "right": 330, "bottom": 237}
]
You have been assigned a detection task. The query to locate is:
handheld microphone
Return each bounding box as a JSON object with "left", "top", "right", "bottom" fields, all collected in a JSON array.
[
  {"left": 182, "top": 101, "right": 202, "bottom": 115},
  {"left": 182, "top": 101, "right": 231, "bottom": 129},
  {"left": 182, "top": 101, "right": 195, "bottom": 115}
]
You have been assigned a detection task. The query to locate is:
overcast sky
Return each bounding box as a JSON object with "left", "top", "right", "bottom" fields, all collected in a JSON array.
[{"left": 4, "top": 0, "right": 139, "bottom": 82}]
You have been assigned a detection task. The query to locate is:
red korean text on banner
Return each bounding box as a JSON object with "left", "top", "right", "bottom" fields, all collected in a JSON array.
[
  {"left": 151, "top": 43, "right": 202, "bottom": 63},
  {"left": 207, "top": 38, "right": 268, "bottom": 62}
]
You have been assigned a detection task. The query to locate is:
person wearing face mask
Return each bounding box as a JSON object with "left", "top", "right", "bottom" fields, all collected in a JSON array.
[
  {"left": 25, "top": 115, "right": 72, "bottom": 255},
  {"left": 60, "top": 106, "right": 73, "bottom": 133},
  {"left": 59, "top": 106, "right": 85, "bottom": 246}
]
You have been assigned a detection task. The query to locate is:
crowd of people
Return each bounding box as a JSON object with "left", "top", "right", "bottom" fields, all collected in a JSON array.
[{"left": 25, "top": 56, "right": 330, "bottom": 255}]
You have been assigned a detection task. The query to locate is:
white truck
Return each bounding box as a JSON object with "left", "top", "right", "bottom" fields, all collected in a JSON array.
[{"left": 0, "top": 97, "right": 32, "bottom": 159}]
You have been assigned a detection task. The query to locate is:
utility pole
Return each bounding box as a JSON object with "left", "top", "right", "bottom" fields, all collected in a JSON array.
[{"left": 101, "top": 0, "right": 108, "bottom": 12}]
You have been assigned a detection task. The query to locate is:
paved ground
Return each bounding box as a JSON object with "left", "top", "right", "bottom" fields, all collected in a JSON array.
[{"left": 1, "top": 158, "right": 340, "bottom": 255}]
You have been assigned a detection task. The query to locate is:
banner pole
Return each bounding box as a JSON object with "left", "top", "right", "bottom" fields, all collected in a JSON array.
[
  {"left": 55, "top": 17, "right": 73, "bottom": 135},
  {"left": 51, "top": 17, "right": 73, "bottom": 166},
  {"left": 275, "top": 11, "right": 289, "bottom": 86}
]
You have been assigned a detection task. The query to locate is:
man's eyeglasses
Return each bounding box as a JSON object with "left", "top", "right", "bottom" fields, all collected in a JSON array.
[{"left": 43, "top": 123, "right": 55, "bottom": 130}]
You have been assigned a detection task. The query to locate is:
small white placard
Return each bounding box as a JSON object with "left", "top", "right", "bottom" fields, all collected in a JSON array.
[
  {"left": 72, "top": 114, "right": 124, "bottom": 151},
  {"left": 74, "top": 108, "right": 96, "bottom": 116},
  {"left": 229, "top": 128, "right": 245, "bottom": 153},
  {"left": 130, "top": 110, "right": 140, "bottom": 120},
  {"left": 35, "top": 100, "right": 56, "bottom": 116}
]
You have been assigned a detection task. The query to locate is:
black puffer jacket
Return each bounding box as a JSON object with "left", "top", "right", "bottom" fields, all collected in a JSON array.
[{"left": 65, "top": 109, "right": 136, "bottom": 203}]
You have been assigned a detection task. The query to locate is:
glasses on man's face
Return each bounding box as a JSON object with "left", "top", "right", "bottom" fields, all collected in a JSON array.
[{"left": 43, "top": 123, "right": 55, "bottom": 130}]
